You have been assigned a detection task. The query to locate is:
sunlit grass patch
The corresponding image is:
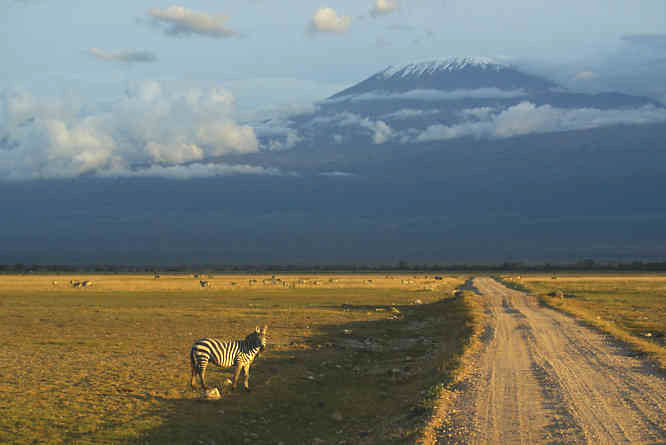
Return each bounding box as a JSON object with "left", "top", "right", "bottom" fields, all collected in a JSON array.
[
  {"left": 518, "top": 274, "right": 666, "bottom": 370},
  {"left": 0, "top": 273, "right": 479, "bottom": 444}
]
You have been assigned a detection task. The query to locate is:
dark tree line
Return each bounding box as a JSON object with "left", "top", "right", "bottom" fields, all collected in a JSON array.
[{"left": 1, "top": 259, "right": 666, "bottom": 274}]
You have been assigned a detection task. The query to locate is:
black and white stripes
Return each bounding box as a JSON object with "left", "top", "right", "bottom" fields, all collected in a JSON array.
[{"left": 190, "top": 326, "right": 268, "bottom": 392}]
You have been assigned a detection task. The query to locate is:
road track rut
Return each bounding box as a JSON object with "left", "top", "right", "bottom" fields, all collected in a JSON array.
[{"left": 436, "top": 277, "right": 666, "bottom": 444}]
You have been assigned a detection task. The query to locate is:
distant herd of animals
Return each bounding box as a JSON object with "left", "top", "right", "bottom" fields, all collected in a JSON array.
[
  {"left": 51, "top": 280, "right": 94, "bottom": 288},
  {"left": 44, "top": 274, "right": 443, "bottom": 397}
]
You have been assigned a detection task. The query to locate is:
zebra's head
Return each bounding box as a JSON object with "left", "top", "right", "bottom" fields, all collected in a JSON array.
[{"left": 247, "top": 325, "right": 268, "bottom": 352}]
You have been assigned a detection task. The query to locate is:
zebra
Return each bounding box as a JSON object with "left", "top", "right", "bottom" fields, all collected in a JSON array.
[
  {"left": 200, "top": 280, "right": 210, "bottom": 288},
  {"left": 190, "top": 326, "right": 268, "bottom": 392}
]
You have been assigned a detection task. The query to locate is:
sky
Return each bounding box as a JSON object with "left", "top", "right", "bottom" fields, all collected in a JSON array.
[
  {"left": 2, "top": 1, "right": 666, "bottom": 180},
  {"left": 3, "top": 0, "right": 666, "bottom": 108}
]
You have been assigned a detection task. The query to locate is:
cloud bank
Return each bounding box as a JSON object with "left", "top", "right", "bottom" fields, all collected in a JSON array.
[
  {"left": 0, "top": 84, "right": 271, "bottom": 180},
  {"left": 88, "top": 48, "right": 157, "bottom": 63},
  {"left": 410, "top": 102, "right": 666, "bottom": 143},
  {"left": 330, "top": 88, "right": 527, "bottom": 102},
  {"left": 309, "top": 112, "right": 393, "bottom": 144},
  {"left": 147, "top": 6, "right": 237, "bottom": 38},
  {"left": 308, "top": 8, "right": 351, "bottom": 35},
  {"left": 621, "top": 33, "right": 666, "bottom": 49},
  {"left": 370, "top": 0, "right": 399, "bottom": 17}
]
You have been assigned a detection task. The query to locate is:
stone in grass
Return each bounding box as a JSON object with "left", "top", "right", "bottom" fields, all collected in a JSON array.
[{"left": 202, "top": 387, "right": 221, "bottom": 400}]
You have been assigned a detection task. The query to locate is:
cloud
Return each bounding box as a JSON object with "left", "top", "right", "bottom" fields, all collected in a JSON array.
[
  {"left": 376, "top": 36, "right": 392, "bottom": 48},
  {"left": 621, "top": 34, "right": 666, "bottom": 49},
  {"left": 574, "top": 71, "right": 600, "bottom": 81},
  {"left": 309, "top": 112, "right": 392, "bottom": 144},
  {"left": 87, "top": 48, "right": 157, "bottom": 63},
  {"left": 308, "top": 8, "right": 351, "bottom": 35},
  {"left": 330, "top": 88, "right": 527, "bottom": 102},
  {"left": 0, "top": 84, "right": 264, "bottom": 180},
  {"left": 370, "top": 0, "right": 399, "bottom": 17},
  {"left": 381, "top": 108, "right": 440, "bottom": 120},
  {"left": 319, "top": 171, "right": 354, "bottom": 177},
  {"left": 460, "top": 107, "right": 496, "bottom": 120},
  {"left": 146, "top": 6, "right": 237, "bottom": 38},
  {"left": 387, "top": 24, "right": 414, "bottom": 31},
  {"left": 240, "top": 103, "right": 315, "bottom": 152},
  {"left": 98, "top": 163, "right": 280, "bottom": 180},
  {"left": 410, "top": 102, "right": 666, "bottom": 143}
]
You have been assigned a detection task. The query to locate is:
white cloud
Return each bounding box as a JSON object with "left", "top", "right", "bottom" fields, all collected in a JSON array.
[
  {"left": 381, "top": 108, "right": 440, "bottom": 120},
  {"left": 376, "top": 36, "right": 392, "bottom": 48},
  {"left": 308, "top": 8, "right": 351, "bottom": 35},
  {"left": 367, "top": 120, "right": 392, "bottom": 144},
  {"left": 145, "top": 141, "right": 203, "bottom": 164},
  {"left": 147, "top": 6, "right": 237, "bottom": 38},
  {"left": 330, "top": 88, "right": 527, "bottom": 102},
  {"left": 309, "top": 112, "right": 392, "bottom": 144},
  {"left": 370, "top": 0, "right": 399, "bottom": 17},
  {"left": 411, "top": 102, "right": 666, "bottom": 143},
  {"left": 265, "top": 129, "right": 302, "bottom": 151},
  {"left": 621, "top": 34, "right": 666, "bottom": 49},
  {"left": 460, "top": 107, "right": 496, "bottom": 120},
  {"left": 88, "top": 48, "right": 157, "bottom": 63},
  {"left": 574, "top": 71, "right": 600, "bottom": 81},
  {"left": 98, "top": 163, "right": 280, "bottom": 180},
  {"left": 197, "top": 121, "right": 259, "bottom": 155},
  {"left": 0, "top": 84, "right": 264, "bottom": 180},
  {"left": 319, "top": 171, "right": 354, "bottom": 177}
]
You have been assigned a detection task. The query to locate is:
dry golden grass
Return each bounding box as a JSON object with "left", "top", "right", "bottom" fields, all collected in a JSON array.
[
  {"left": 0, "top": 273, "right": 478, "bottom": 444},
  {"left": 509, "top": 274, "right": 666, "bottom": 370}
]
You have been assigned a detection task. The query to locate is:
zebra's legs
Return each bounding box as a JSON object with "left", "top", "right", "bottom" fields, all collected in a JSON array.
[
  {"left": 199, "top": 366, "right": 208, "bottom": 391},
  {"left": 190, "top": 353, "right": 197, "bottom": 390},
  {"left": 232, "top": 363, "right": 242, "bottom": 390},
  {"left": 243, "top": 364, "right": 251, "bottom": 392}
]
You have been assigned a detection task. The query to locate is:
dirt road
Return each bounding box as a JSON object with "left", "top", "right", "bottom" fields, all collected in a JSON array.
[{"left": 437, "top": 277, "right": 666, "bottom": 444}]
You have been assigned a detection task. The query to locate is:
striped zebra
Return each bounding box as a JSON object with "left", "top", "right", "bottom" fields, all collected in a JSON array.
[{"left": 190, "top": 326, "right": 268, "bottom": 392}]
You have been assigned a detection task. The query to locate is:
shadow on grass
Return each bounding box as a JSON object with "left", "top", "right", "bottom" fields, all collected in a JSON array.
[{"left": 91, "top": 296, "right": 475, "bottom": 445}]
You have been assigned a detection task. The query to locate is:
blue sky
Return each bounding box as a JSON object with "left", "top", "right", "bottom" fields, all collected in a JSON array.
[{"left": 3, "top": 0, "right": 666, "bottom": 107}]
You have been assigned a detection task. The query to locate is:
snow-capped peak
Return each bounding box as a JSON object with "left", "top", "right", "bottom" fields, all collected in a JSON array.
[{"left": 380, "top": 56, "right": 506, "bottom": 79}]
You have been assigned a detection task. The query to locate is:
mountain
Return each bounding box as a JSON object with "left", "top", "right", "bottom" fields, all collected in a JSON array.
[
  {"left": 330, "top": 57, "right": 556, "bottom": 97},
  {"left": 241, "top": 56, "right": 664, "bottom": 171},
  {"left": 3, "top": 57, "right": 666, "bottom": 265}
]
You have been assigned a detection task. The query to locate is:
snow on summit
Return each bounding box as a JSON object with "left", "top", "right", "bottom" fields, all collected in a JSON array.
[{"left": 380, "top": 57, "right": 506, "bottom": 79}]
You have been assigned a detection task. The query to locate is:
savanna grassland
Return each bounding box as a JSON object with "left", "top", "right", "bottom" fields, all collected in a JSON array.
[
  {"left": 0, "top": 273, "right": 484, "bottom": 445},
  {"left": 500, "top": 274, "right": 666, "bottom": 369}
]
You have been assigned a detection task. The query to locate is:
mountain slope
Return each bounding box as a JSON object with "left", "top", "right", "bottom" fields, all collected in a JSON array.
[
  {"left": 329, "top": 57, "right": 557, "bottom": 98},
  {"left": 3, "top": 57, "right": 666, "bottom": 265}
]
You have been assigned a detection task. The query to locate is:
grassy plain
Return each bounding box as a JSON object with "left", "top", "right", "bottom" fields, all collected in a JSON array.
[
  {"left": 499, "top": 274, "right": 666, "bottom": 369},
  {"left": 0, "top": 273, "right": 483, "bottom": 445}
]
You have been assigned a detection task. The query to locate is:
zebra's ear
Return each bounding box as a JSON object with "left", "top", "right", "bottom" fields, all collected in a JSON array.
[
  {"left": 255, "top": 326, "right": 260, "bottom": 333},
  {"left": 262, "top": 325, "right": 268, "bottom": 334}
]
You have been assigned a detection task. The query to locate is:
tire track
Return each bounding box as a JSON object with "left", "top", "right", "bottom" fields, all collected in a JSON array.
[{"left": 437, "top": 277, "right": 666, "bottom": 444}]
